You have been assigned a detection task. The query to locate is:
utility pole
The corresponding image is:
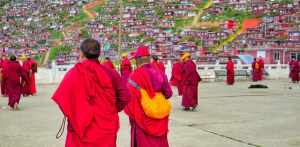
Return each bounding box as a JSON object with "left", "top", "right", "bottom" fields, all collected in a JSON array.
[{"left": 118, "top": 0, "right": 123, "bottom": 56}]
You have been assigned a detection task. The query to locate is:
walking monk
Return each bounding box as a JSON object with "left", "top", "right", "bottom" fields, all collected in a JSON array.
[
  {"left": 290, "top": 59, "right": 300, "bottom": 83},
  {"left": 151, "top": 55, "right": 165, "bottom": 73},
  {"left": 170, "top": 58, "right": 183, "bottom": 95},
  {"left": 120, "top": 53, "right": 132, "bottom": 81},
  {"left": 124, "top": 45, "right": 172, "bottom": 147},
  {"left": 0, "top": 54, "right": 9, "bottom": 96},
  {"left": 2, "top": 55, "right": 28, "bottom": 110},
  {"left": 22, "top": 55, "right": 38, "bottom": 96},
  {"left": 181, "top": 52, "right": 201, "bottom": 111},
  {"left": 258, "top": 57, "right": 265, "bottom": 80},
  {"left": 52, "top": 39, "right": 130, "bottom": 147},
  {"left": 252, "top": 58, "right": 261, "bottom": 82},
  {"left": 226, "top": 57, "right": 235, "bottom": 85}
]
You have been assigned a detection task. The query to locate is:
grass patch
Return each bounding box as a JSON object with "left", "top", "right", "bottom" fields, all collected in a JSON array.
[{"left": 49, "top": 30, "right": 64, "bottom": 40}]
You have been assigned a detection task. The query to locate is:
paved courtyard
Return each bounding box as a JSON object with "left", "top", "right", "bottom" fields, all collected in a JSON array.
[{"left": 0, "top": 79, "right": 299, "bottom": 147}]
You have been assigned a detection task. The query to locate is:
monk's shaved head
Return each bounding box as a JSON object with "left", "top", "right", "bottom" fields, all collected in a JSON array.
[{"left": 80, "top": 39, "right": 101, "bottom": 59}]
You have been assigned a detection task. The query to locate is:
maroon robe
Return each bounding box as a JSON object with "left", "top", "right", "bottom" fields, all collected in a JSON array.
[
  {"left": 170, "top": 62, "right": 183, "bottom": 95},
  {"left": 290, "top": 60, "right": 300, "bottom": 82},
  {"left": 22, "top": 58, "right": 37, "bottom": 96},
  {"left": 125, "top": 64, "right": 172, "bottom": 147},
  {"left": 226, "top": 60, "right": 235, "bottom": 85},
  {"left": 52, "top": 59, "right": 130, "bottom": 147},
  {"left": 151, "top": 61, "right": 165, "bottom": 73},
  {"left": 181, "top": 59, "right": 201, "bottom": 108},
  {"left": 252, "top": 60, "right": 261, "bottom": 82},
  {"left": 258, "top": 58, "right": 264, "bottom": 81},
  {"left": 2, "top": 61, "right": 27, "bottom": 108},
  {"left": 0, "top": 59, "right": 8, "bottom": 96},
  {"left": 120, "top": 57, "right": 132, "bottom": 81}
]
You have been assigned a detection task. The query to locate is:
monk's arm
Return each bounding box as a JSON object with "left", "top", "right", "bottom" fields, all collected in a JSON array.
[
  {"left": 162, "top": 74, "right": 173, "bottom": 99},
  {"left": 111, "top": 70, "right": 130, "bottom": 112}
]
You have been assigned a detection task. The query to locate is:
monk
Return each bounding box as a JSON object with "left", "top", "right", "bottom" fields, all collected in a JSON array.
[
  {"left": 258, "top": 57, "right": 265, "bottom": 81},
  {"left": 252, "top": 58, "right": 261, "bottom": 82},
  {"left": 2, "top": 55, "right": 28, "bottom": 110},
  {"left": 151, "top": 55, "right": 165, "bottom": 73},
  {"left": 181, "top": 53, "right": 201, "bottom": 111},
  {"left": 52, "top": 39, "right": 130, "bottom": 147},
  {"left": 102, "top": 57, "right": 115, "bottom": 69},
  {"left": 120, "top": 53, "right": 132, "bottom": 81},
  {"left": 290, "top": 59, "right": 300, "bottom": 83},
  {"left": 124, "top": 45, "right": 172, "bottom": 147},
  {"left": 0, "top": 54, "right": 9, "bottom": 96},
  {"left": 170, "top": 59, "right": 183, "bottom": 95},
  {"left": 226, "top": 57, "right": 235, "bottom": 85},
  {"left": 289, "top": 59, "right": 295, "bottom": 79},
  {"left": 22, "top": 55, "right": 38, "bottom": 96}
]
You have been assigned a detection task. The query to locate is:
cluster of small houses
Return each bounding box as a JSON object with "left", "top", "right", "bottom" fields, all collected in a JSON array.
[{"left": 1, "top": 0, "right": 300, "bottom": 65}]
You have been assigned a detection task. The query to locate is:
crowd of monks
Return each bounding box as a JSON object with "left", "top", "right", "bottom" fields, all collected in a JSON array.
[
  {"left": 0, "top": 54, "right": 37, "bottom": 110},
  {"left": 1, "top": 39, "right": 298, "bottom": 147}
]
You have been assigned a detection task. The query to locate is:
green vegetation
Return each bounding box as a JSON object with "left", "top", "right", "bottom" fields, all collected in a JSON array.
[
  {"left": 70, "top": 10, "right": 88, "bottom": 24},
  {"left": 92, "top": 5, "right": 104, "bottom": 13},
  {"left": 79, "top": 28, "right": 91, "bottom": 38},
  {"left": 49, "top": 30, "right": 64, "bottom": 40},
  {"left": 49, "top": 44, "right": 72, "bottom": 60},
  {"left": 174, "top": 18, "right": 193, "bottom": 30}
]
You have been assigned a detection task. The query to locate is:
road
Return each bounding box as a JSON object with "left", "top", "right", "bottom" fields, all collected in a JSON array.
[{"left": 0, "top": 80, "right": 299, "bottom": 147}]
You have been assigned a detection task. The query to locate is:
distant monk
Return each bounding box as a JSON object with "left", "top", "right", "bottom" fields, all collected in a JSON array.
[
  {"left": 151, "top": 55, "right": 165, "bottom": 73},
  {"left": 290, "top": 59, "right": 300, "bottom": 83},
  {"left": 252, "top": 58, "right": 261, "bottom": 82},
  {"left": 22, "top": 55, "right": 37, "bottom": 96},
  {"left": 226, "top": 57, "right": 235, "bottom": 85},
  {"left": 181, "top": 53, "right": 201, "bottom": 111},
  {"left": 289, "top": 59, "right": 295, "bottom": 79},
  {"left": 170, "top": 59, "right": 183, "bottom": 95},
  {"left": 102, "top": 57, "right": 115, "bottom": 69},
  {"left": 120, "top": 53, "right": 132, "bottom": 81},
  {"left": 0, "top": 54, "right": 9, "bottom": 96},
  {"left": 52, "top": 39, "right": 130, "bottom": 147},
  {"left": 258, "top": 57, "right": 265, "bottom": 80},
  {"left": 2, "top": 55, "right": 28, "bottom": 110},
  {"left": 124, "top": 45, "right": 172, "bottom": 147}
]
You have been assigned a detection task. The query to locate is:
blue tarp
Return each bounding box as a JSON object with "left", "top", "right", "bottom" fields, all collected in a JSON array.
[{"left": 239, "top": 54, "right": 254, "bottom": 64}]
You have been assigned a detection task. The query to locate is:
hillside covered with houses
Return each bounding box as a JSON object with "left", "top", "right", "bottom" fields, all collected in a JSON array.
[{"left": 0, "top": 0, "right": 300, "bottom": 64}]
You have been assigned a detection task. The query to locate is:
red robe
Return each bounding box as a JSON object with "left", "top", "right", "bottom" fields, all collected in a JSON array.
[
  {"left": 22, "top": 58, "right": 37, "bottom": 95},
  {"left": 258, "top": 59, "right": 265, "bottom": 81},
  {"left": 226, "top": 60, "right": 235, "bottom": 85},
  {"left": 52, "top": 59, "right": 130, "bottom": 147},
  {"left": 102, "top": 60, "right": 115, "bottom": 70},
  {"left": 290, "top": 60, "right": 300, "bottom": 82},
  {"left": 151, "top": 61, "right": 165, "bottom": 73},
  {"left": 0, "top": 59, "right": 9, "bottom": 96},
  {"left": 2, "top": 61, "right": 27, "bottom": 108},
  {"left": 170, "top": 62, "right": 183, "bottom": 95},
  {"left": 252, "top": 61, "right": 262, "bottom": 82},
  {"left": 181, "top": 59, "right": 201, "bottom": 108},
  {"left": 124, "top": 64, "right": 172, "bottom": 147},
  {"left": 120, "top": 57, "right": 132, "bottom": 81}
]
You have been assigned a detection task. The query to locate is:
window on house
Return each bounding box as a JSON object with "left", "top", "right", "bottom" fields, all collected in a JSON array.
[
  {"left": 274, "top": 51, "right": 280, "bottom": 60},
  {"left": 291, "top": 52, "right": 300, "bottom": 61}
]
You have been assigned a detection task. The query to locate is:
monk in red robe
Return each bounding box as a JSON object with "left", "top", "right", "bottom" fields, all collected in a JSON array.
[
  {"left": 22, "top": 56, "right": 37, "bottom": 96},
  {"left": 181, "top": 53, "right": 201, "bottom": 111},
  {"left": 151, "top": 55, "right": 165, "bottom": 73},
  {"left": 252, "top": 58, "right": 261, "bottom": 82},
  {"left": 170, "top": 59, "right": 183, "bottom": 95},
  {"left": 52, "top": 39, "right": 130, "bottom": 147},
  {"left": 120, "top": 53, "right": 132, "bottom": 81},
  {"left": 2, "top": 55, "right": 28, "bottom": 110},
  {"left": 258, "top": 57, "right": 265, "bottom": 81},
  {"left": 102, "top": 57, "right": 115, "bottom": 69},
  {"left": 226, "top": 57, "right": 235, "bottom": 85},
  {"left": 289, "top": 59, "right": 295, "bottom": 79},
  {"left": 0, "top": 54, "right": 9, "bottom": 96},
  {"left": 124, "top": 45, "right": 172, "bottom": 147},
  {"left": 290, "top": 59, "right": 300, "bottom": 83}
]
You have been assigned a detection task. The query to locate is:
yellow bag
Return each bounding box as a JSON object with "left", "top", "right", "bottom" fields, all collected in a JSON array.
[
  {"left": 129, "top": 79, "right": 172, "bottom": 119},
  {"left": 140, "top": 89, "right": 171, "bottom": 119}
]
